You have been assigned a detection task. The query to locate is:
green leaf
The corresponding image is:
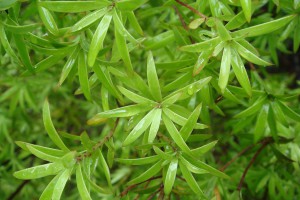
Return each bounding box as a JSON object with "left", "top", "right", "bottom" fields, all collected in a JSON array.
[
  {"left": 70, "top": 8, "right": 107, "bottom": 33},
  {"left": 14, "top": 162, "right": 64, "bottom": 179},
  {"left": 254, "top": 105, "right": 268, "bottom": 142},
  {"left": 271, "top": 102, "right": 288, "bottom": 126},
  {"left": 162, "top": 113, "right": 192, "bottom": 155},
  {"left": 4, "top": 23, "right": 40, "bottom": 34},
  {"left": 193, "top": 49, "right": 214, "bottom": 76},
  {"left": 113, "top": 9, "right": 137, "bottom": 43},
  {"left": 116, "top": 155, "right": 161, "bottom": 165},
  {"left": 99, "top": 150, "right": 111, "bottom": 187},
  {"left": 179, "top": 155, "right": 207, "bottom": 174},
  {"left": 225, "top": 11, "right": 246, "bottom": 30},
  {"left": 0, "top": 0, "right": 17, "bottom": 10},
  {"left": 27, "top": 145, "right": 61, "bottom": 163},
  {"left": 232, "top": 15, "right": 296, "bottom": 38},
  {"left": 180, "top": 104, "right": 203, "bottom": 141},
  {"left": 148, "top": 108, "right": 162, "bottom": 143},
  {"left": 43, "top": 100, "right": 69, "bottom": 152},
  {"left": 215, "top": 19, "right": 231, "bottom": 41},
  {"left": 13, "top": 34, "right": 34, "bottom": 71},
  {"left": 277, "top": 100, "right": 300, "bottom": 122},
  {"left": 268, "top": 105, "right": 278, "bottom": 142},
  {"left": 88, "top": 13, "right": 112, "bottom": 67},
  {"left": 116, "top": 0, "right": 149, "bottom": 11},
  {"left": 52, "top": 169, "right": 71, "bottom": 200},
  {"left": 144, "top": 30, "right": 174, "bottom": 50},
  {"left": 234, "top": 96, "right": 267, "bottom": 118},
  {"left": 164, "top": 159, "right": 178, "bottom": 195},
  {"left": 78, "top": 50, "right": 91, "bottom": 101},
  {"left": 127, "top": 159, "right": 163, "bottom": 185},
  {"left": 16, "top": 141, "right": 65, "bottom": 157},
  {"left": 59, "top": 46, "right": 79, "bottom": 85},
  {"left": 234, "top": 41, "right": 271, "bottom": 66},
  {"left": 153, "top": 146, "right": 173, "bottom": 160},
  {"left": 40, "top": 173, "right": 61, "bottom": 200},
  {"left": 76, "top": 165, "right": 92, "bottom": 200},
  {"left": 231, "top": 49, "right": 252, "bottom": 96},
  {"left": 123, "top": 109, "right": 156, "bottom": 146},
  {"left": 126, "top": 11, "right": 143, "bottom": 35},
  {"left": 179, "top": 160, "right": 204, "bottom": 195},
  {"left": 180, "top": 37, "right": 221, "bottom": 52},
  {"left": 0, "top": 23, "right": 20, "bottom": 63},
  {"left": 240, "top": 0, "right": 251, "bottom": 22},
  {"left": 39, "top": 1, "right": 109, "bottom": 13},
  {"left": 218, "top": 45, "right": 231, "bottom": 93},
  {"left": 191, "top": 141, "right": 218, "bottom": 155},
  {"left": 118, "top": 86, "right": 155, "bottom": 105},
  {"left": 147, "top": 51, "right": 162, "bottom": 101},
  {"left": 38, "top": 6, "right": 59, "bottom": 35}
]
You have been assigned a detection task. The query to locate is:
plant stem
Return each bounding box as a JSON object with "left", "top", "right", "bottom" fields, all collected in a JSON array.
[{"left": 175, "top": 0, "right": 207, "bottom": 19}]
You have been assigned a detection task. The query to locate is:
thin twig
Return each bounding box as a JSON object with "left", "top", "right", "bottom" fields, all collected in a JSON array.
[
  {"left": 175, "top": 0, "right": 207, "bottom": 19},
  {"left": 237, "top": 140, "right": 271, "bottom": 190},
  {"left": 173, "top": 6, "right": 188, "bottom": 31},
  {"left": 147, "top": 184, "right": 163, "bottom": 200},
  {"left": 7, "top": 180, "right": 30, "bottom": 200}
]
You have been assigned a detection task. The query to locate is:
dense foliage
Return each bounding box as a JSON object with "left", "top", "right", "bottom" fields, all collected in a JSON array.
[{"left": 0, "top": 0, "right": 300, "bottom": 199}]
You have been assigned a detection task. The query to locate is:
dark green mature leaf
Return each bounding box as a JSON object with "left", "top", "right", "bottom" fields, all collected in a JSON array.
[
  {"left": 234, "top": 96, "right": 267, "bottom": 118},
  {"left": 43, "top": 100, "right": 70, "bottom": 152},
  {"left": 164, "top": 159, "right": 178, "bottom": 195},
  {"left": 147, "top": 51, "right": 162, "bottom": 101},
  {"left": 39, "top": 1, "right": 110, "bottom": 13},
  {"left": 254, "top": 105, "right": 268, "bottom": 142},
  {"left": 276, "top": 100, "right": 300, "bottom": 121},
  {"left": 116, "top": 155, "right": 161, "bottom": 165}
]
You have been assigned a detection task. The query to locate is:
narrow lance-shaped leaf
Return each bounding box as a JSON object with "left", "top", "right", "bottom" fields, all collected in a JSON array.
[
  {"left": 126, "top": 11, "right": 143, "bottom": 35},
  {"left": 127, "top": 160, "right": 163, "bottom": 185},
  {"left": 193, "top": 49, "right": 213, "bottom": 76},
  {"left": 0, "top": 0, "right": 17, "bottom": 10},
  {"left": 180, "top": 37, "right": 221, "bottom": 52},
  {"left": 59, "top": 46, "right": 79, "bottom": 85},
  {"left": 240, "top": 0, "right": 251, "bottom": 22},
  {"left": 13, "top": 162, "right": 64, "bottom": 180},
  {"left": 153, "top": 146, "right": 173, "bottom": 160},
  {"left": 234, "top": 96, "right": 267, "bottom": 118},
  {"left": 276, "top": 100, "right": 300, "bottom": 121},
  {"left": 271, "top": 102, "right": 288, "bottom": 126},
  {"left": 218, "top": 45, "right": 231, "bottom": 93},
  {"left": 116, "top": 155, "right": 161, "bottom": 165},
  {"left": 234, "top": 41, "right": 271, "bottom": 66},
  {"left": 118, "top": 86, "right": 156, "bottom": 105},
  {"left": 164, "top": 159, "right": 178, "bottom": 195},
  {"left": 37, "top": 6, "right": 59, "bottom": 35},
  {"left": 52, "top": 169, "right": 71, "bottom": 200},
  {"left": 88, "top": 13, "right": 112, "bottom": 67},
  {"left": 232, "top": 15, "right": 295, "bottom": 38},
  {"left": 116, "top": 0, "right": 149, "bottom": 11},
  {"left": 254, "top": 105, "right": 268, "bottom": 143},
  {"left": 191, "top": 141, "right": 218, "bottom": 155},
  {"left": 267, "top": 105, "right": 278, "bottom": 142},
  {"left": 215, "top": 19, "right": 231, "bottom": 41},
  {"left": 148, "top": 109, "right": 162, "bottom": 143},
  {"left": 39, "top": 1, "right": 110, "bottom": 13},
  {"left": 99, "top": 150, "right": 112, "bottom": 187},
  {"left": 71, "top": 8, "right": 107, "bottom": 33},
  {"left": 123, "top": 109, "right": 157, "bottom": 146},
  {"left": 40, "top": 173, "right": 61, "bottom": 200},
  {"left": 180, "top": 103, "right": 203, "bottom": 141},
  {"left": 76, "top": 165, "right": 92, "bottom": 200},
  {"left": 27, "top": 145, "right": 61, "bottom": 163},
  {"left": 4, "top": 23, "right": 39, "bottom": 34},
  {"left": 0, "top": 23, "right": 20, "bottom": 63},
  {"left": 43, "top": 100, "right": 70, "bottom": 152},
  {"left": 231, "top": 49, "right": 252, "bottom": 96},
  {"left": 179, "top": 160, "right": 205, "bottom": 195},
  {"left": 147, "top": 51, "right": 162, "bottom": 101},
  {"left": 78, "top": 50, "right": 91, "bottom": 101},
  {"left": 13, "top": 34, "right": 34, "bottom": 71}
]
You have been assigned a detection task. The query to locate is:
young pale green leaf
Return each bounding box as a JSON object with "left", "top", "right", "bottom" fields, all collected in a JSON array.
[
  {"left": 59, "top": 46, "right": 79, "bottom": 85},
  {"left": 267, "top": 106, "right": 278, "bottom": 142},
  {"left": 254, "top": 105, "right": 268, "bottom": 142},
  {"left": 71, "top": 8, "right": 107, "bottom": 33},
  {"left": 240, "top": 0, "right": 251, "bottom": 22},
  {"left": 276, "top": 100, "right": 300, "bottom": 121},
  {"left": 148, "top": 109, "right": 162, "bottom": 143},
  {"left": 193, "top": 49, "right": 214, "bottom": 76},
  {"left": 123, "top": 109, "right": 156, "bottom": 146},
  {"left": 163, "top": 108, "right": 207, "bottom": 129},
  {"left": 231, "top": 49, "right": 252, "bottom": 96},
  {"left": 127, "top": 159, "right": 163, "bottom": 185},
  {"left": 61, "top": 151, "right": 76, "bottom": 169},
  {"left": 114, "top": 23, "right": 133, "bottom": 72},
  {"left": 144, "top": 30, "right": 174, "bottom": 50},
  {"left": 52, "top": 169, "right": 71, "bottom": 200},
  {"left": 13, "top": 34, "right": 34, "bottom": 71},
  {"left": 78, "top": 50, "right": 91, "bottom": 101},
  {"left": 76, "top": 165, "right": 92, "bottom": 200},
  {"left": 234, "top": 41, "right": 271, "bottom": 66},
  {"left": 43, "top": 100, "right": 69, "bottom": 152},
  {"left": 153, "top": 146, "right": 173, "bottom": 160},
  {"left": 0, "top": 0, "right": 17, "bottom": 10},
  {"left": 218, "top": 45, "right": 231, "bottom": 93},
  {"left": 33, "top": 54, "right": 66, "bottom": 73},
  {"left": 179, "top": 160, "right": 205, "bottom": 195},
  {"left": 4, "top": 23, "right": 40, "bottom": 34},
  {"left": 215, "top": 19, "right": 231, "bottom": 41},
  {"left": 191, "top": 141, "right": 218, "bottom": 155},
  {"left": 164, "top": 159, "right": 178, "bottom": 195},
  {"left": 180, "top": 37, "right": 221, "bottom": 52},
  {"left": 14, "top": 162, "right": 64, "bottom": 179},
  {"left": 99, "top": 150, "right": 112, "bottom": 187},
  {"left": 179, "top": 155, "right": 207, "bottom": 174},
  {"left": 225, "top": 11, "right": 246, "bottom": 30},
  {"left": 116, "top": 0, "right": 148, "bottom": 11},
  {"left": 184, "top": 155, "right": 229, "bottom": 179},
  {"left": 88, "top": 13, "right": 112, "bottom": 67},
  {"left": 27, "top": 145, "right": 61, "bottom": 163},
  {"left": 237, "top": 38, "right": 259, "bottom": 56},
  {"left": 234, "top": 96, "right": 267, "bottom": 118},
  {"left": 116, "top": 155, "right": 160, "bottom": 165},
  {"left": 16, "top": 141, "right": 65, "bottom": 157},
  {"left": 113, "top": 9, "right": 137, "bottom": 43},
  {"left": 39, "top": 1, "right": 109, "bottom": 13},
  {"left": 156, "top": 59, "right": 195, "bottom": 70},
  {"left": 126, "top": 11, "right": 143, "bottom": 35},
  {"left": 180, "top": 104, "right": 203, "bottom": 141},
  {"left": 162, "top": 113, "right": 192, "bottom": 155},
  {"left": 40, "top": 173, "right": 60, "bottom": 200},
  {"left": 38, "top": 6, "right": 59, "bottom": 35},
  {"left": 147, "top": 51, "right": 162, "bottom": 101},
  {"left": 118, "top": 86, "right": 155, "bottom": 105},
  {"left": 232, "top": 15, "right": 296, "bottom": 38}
]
